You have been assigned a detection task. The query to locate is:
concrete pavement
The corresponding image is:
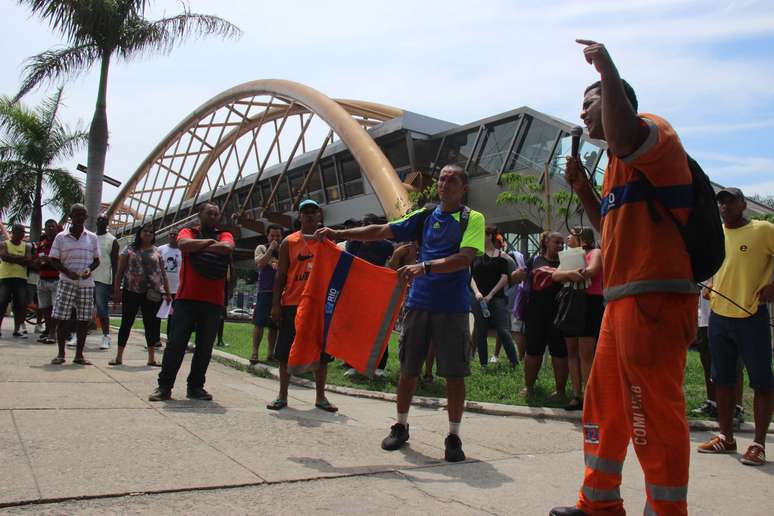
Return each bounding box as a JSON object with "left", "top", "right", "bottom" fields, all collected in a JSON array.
[{"left": 1, "top": 322, "right": 772, "bottom": 515}]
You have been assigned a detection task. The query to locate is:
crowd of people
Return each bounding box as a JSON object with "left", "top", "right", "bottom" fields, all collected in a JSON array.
[{"left": 1, "top": 39, "right": 773, "bottom": 515}]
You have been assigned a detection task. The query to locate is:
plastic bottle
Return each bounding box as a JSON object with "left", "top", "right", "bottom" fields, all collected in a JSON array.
[{"left": 480, "top": 299, "right": 491, "bottom": 318}]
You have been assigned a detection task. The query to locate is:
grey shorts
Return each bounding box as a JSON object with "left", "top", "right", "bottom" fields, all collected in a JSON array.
[
  {"left": 399, "top": 309, "right": 471, "bottom": 378},
  {"left": 37, "top": 278, "right": 59, "bottom": 309}
]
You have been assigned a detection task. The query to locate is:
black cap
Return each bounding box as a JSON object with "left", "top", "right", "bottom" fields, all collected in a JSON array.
[{"left": 716, "top": 187, "right": 745, "bottom": 201}]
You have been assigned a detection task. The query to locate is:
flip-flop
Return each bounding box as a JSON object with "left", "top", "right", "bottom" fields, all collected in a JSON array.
[
  {"left": 266, "top": 398, "right": 287, "bottom": 410},
  {"left": 315, "top": 399, "right": 339, "bottom": 413},
  {"left": 108, "top": 359, "right": 122, "bottom": 366},
  {"left": 147, "top": 361, "right": 161, "bottom": 367},
  {"left": 72, "top": 358, "right": 92, "bottom": 365},
  {"left": 50, "top": 356, "right": 65, "bottom": 365}
]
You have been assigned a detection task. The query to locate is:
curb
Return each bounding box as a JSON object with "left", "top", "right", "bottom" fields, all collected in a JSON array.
[
  {"left": 209, "top": 348, "right": 760, "bottom": 435},
  {"left": 119, "top": 326, "right": 762, "bottom": 435}
]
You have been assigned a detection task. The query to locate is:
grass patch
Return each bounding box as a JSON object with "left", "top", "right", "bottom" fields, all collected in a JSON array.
[{"left": 113, "top": 318, "right": 755, "bottom": 416}]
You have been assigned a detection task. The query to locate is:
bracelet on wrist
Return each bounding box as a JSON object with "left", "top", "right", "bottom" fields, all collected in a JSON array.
[{"left": 423, "top": 261, "right": 432, "bottom": 275}]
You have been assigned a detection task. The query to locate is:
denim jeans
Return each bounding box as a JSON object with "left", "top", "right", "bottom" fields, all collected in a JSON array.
[
  {"left": 472, "top": 296, "right": 519, "bottom": 366},
  {"left": 158, "top": 299, "right": 221, "bottom": 391}
]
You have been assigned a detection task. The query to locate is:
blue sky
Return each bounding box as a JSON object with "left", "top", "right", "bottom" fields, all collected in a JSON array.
[{"left": 1, "top": 0, "right": 773, "bottom": 209}]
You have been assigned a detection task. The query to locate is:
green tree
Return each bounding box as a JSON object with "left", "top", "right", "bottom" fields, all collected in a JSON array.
[
  {"left": 496, "top": 172, "right": 587, "bottom": 232},
  {"left": 14, "top": 0, "right": 241, "bottom": 230},
  {"left": 0, "top": 87, "right": 86, "bottom": 241}
]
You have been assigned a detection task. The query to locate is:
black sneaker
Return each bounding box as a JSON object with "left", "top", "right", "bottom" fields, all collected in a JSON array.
[
  {"left": 549, "top": 507, "right": 588, "bottom": 516},
  {"left": 187, "top": 387, "right": 213, "bottom": 401},
  {"left": 733, "top": 404, "right": 745, "bottom": 428},
  {"left": 148, "top": 388, "right": 172, "bottom": 402},
  {"left": 381, "top": 423, "right": 409, "bottom": 451},
  {"left": 691, "top": 399, "right": 718, "bottom": 418},
  {"left": 444, "top": 433, "right": 466, "bottom": 462}
]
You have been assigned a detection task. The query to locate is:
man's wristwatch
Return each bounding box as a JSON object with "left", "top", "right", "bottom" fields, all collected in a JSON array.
[{"left": 422, "top": 261, "right": 432, "bottom": 275}]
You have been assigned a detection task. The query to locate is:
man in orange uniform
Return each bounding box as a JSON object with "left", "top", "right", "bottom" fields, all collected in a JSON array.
[
  {"left": 551, "top": 40, "right": 698, "bottom": 516},
  {"left": 266, "top": 199, "right": 338, "bottom": 412}
]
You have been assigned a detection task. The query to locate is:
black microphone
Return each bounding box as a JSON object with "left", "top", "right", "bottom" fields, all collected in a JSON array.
[{"left": 570, "top": 126, "right": 583, "bottom": 160}]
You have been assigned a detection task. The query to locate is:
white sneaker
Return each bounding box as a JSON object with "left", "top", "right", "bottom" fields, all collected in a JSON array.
[
  {"left": 374, "top": 368, "right": 386, "bottom": 377},
  {"left": 100, "top": 335, "right": 111, "bottom": 350},
  {"left": 344, "top": 367, "right": 357, "bottom": 377},
  {"left": 66, "top": 335, "right": 77, "bottom": 347},
  {"left": 19, "top": 323, "right": 28, "bottom": 334},
  {"left": 489, "top": 355, "right": 499, "bottom": 364}
]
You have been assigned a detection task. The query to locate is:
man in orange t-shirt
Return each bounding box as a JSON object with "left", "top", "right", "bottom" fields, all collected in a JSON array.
[
  {"left": 266, "top": 199, "right": 338, "bottom": 413},
  {"left": 550, "top": 41, "right": 698, "bottom": 516}
]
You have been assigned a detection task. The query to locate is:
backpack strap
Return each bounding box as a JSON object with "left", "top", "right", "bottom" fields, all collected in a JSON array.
[
  {"left": 458, "top": 205, "right": 471, "bottom": 247},
  {"left": 415, "top": 204, "right": 436, "bottom": 249},
  {"left": 415, "top": 204, "right": 471, "bottom": 250},
  {"left": 635, "top": 170, "right": 664, "bottom": 224}
]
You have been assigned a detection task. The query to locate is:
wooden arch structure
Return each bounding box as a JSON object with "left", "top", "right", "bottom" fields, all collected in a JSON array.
[{"left": 106, "top": 79, "right": 412, "bottom": 235}]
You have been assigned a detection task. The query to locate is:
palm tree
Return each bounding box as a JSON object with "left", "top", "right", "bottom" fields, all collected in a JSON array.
[
  {"left": 0, "top": 87, "right": 87, "bottom": 241},
  {"left": 14, "top": 1, "right": 241, "bottom": 230}
]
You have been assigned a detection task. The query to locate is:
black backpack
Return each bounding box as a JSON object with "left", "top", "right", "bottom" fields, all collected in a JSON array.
[
  {"left": 637, "top": 155, "right": 725, "bottom": 283},
  {"left": 413, "top": 204, "right": 471, "bottom": 250}
]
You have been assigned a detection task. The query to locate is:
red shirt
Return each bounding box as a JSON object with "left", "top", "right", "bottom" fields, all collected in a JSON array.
[
  {"left": 176, "top": 227, "right": 234, "bottom": 306},
  {"left": 35, "top": 237, "right": 60, "bottom": 279}
]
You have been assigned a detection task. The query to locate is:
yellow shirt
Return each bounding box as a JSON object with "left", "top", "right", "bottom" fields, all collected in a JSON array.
[
  {"left": 0, "top": 240, "right": 29, "bottom": 280},
  {"left": 710, "top": 220, "right": 774, "bottom": 318}
]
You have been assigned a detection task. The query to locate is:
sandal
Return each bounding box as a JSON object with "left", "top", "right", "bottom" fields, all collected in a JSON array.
[
  {"left": 266, "top": 398, "right": 287, "bottom": 411},
  {"left": 315, "top": 399, "right": 339, "bottom": 413},
  {"left": 249, "top": 357, "right": 259, "bottom": 365},
  {"left": 147, "top": 361, "right": 161, "bottom": 367},
  {"left": 50, "top": 356, "right": 65, "bottom": 365},
  {"left": 72, "top": 357, "right": 92, "bottom": 365},
  {"left": 108, "top": 359, "right": 122, "bottom": 366}
]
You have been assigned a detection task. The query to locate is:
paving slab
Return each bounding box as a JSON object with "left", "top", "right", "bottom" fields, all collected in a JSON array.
[
  {"left": 163, "top": 404, "right": 446, "bottom": 482},
  {"left": 3, "top": 320, "right": 774, "bottom": 515},
  {"left": 0, "top": 381, "right": 148, "bottom": 410},
  {"left": 11, "top": 408, "right": 263, "bottom": 501},
  {"left": 0, "top": 412, "right": 39, "bottom": 506},
  {"left": 0, "top": 472, "right": 474, "bottom": 516}
]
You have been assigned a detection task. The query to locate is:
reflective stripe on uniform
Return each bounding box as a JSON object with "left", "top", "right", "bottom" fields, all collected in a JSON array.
[
  {"left": 582, "top": 485, "right": 622, "bottom": 502},
  {"left": 647, "top": 483, "right": 688, "bottom": 502},
  {"left": 603, "top": 279, "right": 699, "bottom": 302},
  {"left": 584, "top": 453, "right": 624, "bottom": 476}
]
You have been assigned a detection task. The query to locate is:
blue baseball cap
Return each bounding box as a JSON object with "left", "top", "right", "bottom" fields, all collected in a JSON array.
[{"left": 298, "top": 199, "right": 320, "bottom": 211}]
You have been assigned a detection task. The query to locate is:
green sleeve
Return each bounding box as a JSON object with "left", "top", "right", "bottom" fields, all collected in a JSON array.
[{"left": 461, "top": 210, "right": 485, "bottom": 256}]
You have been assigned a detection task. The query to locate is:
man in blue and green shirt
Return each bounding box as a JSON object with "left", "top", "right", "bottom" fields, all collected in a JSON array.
[{"left": 314, "top": 164, "right": 485, "bottom": 462}]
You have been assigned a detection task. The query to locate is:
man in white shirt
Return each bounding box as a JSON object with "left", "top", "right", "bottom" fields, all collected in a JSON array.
[
  {"left": 92, "top": 214, "right": 118, "bottom": 349},
  {"left": 48, "top": 204, "right": 100, "bottom": 365},
  {"left": 157, "top": 229, "right": 181, "bottom": 345}
]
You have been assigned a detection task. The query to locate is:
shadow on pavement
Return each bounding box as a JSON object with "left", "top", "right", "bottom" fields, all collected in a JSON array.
[
  {"left": 269, "top": 407, "right": 352, "bottom": 427},
  {"left": 157, "top": 401, "right": 229, "bottom": 414}
]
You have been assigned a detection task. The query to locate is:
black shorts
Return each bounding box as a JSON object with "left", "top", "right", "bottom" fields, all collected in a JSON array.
[
  {"left": 252, "top": 291, "right": 274, "bottom": 328},
  {"left": 563, "top": 294, "right": 605, "bottom": 339},
  {"left": 0, "top": 277, "right": 29, "bottom": 312},
  {"left": 524, "top": 304, "right": 567, "bottom": 358},
  {"left": 274, "top": 305, "right": 334, "bottom": 365},
  {"left": 399, "top": 309, "right": 471, "bottom": 378},
  {"left": 694, "top": 326, "right": 709, "bottom": 353}
]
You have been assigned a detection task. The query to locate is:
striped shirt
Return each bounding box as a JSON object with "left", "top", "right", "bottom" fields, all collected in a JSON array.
[{"left": 49, "top": 229, "right": 100, "bottom": 287}]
